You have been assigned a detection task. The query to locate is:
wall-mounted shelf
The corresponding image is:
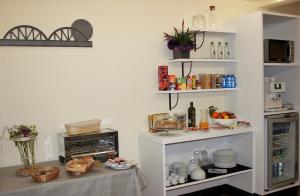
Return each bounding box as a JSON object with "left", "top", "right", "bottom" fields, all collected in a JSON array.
[
  {"left": 264, "top": 63, "right": 299, "bottom": 67},
  {"left": 159, "top": 88, "right": 238, "bottom": 110},
  {"left": 169, "top": 58, "right": 238, "bottom": 63},
  {"left": 191, "top": 29, "right": 236, "bottom": 35},
  {"left": 157, "top": 88, "right": 238, "bottom": 94}
]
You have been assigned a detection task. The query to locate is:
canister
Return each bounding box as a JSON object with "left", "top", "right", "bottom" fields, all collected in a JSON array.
[
  {"left": 158, "top": 66, "right": 169, "bottom": 90},
  {"left": 168, "top": 75, "right": 176, "bottom": 90},
  {"left": 176, "top": 77, "right": 182, "bottom": 90},
  {"left": 186, "top": 75, "right": 193, "bottom": 90},
  {"left": 192, "top": 75, "right": 197, "bottom": 89}
]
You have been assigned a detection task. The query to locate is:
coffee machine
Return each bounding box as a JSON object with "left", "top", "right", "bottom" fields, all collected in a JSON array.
[{"left": 264, "top": 77, "right": 287, "bottom": 112}]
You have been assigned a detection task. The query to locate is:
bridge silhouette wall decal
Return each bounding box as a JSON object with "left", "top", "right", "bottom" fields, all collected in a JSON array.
[{"left": 0, "top": 19, "right": 93, "bottom": 47}]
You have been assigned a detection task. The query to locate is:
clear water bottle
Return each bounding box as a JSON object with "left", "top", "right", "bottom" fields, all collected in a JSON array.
[
  {"left": 224, "top": 42, "right": 230, "bottom": 59},
  {"left": 222, "top": 75, "right": 226, "bottom": 88},
  {"left": 232, "top": 74, "right": 236, "bottom": 88},
  {"left": 217, "top": 42, "right": 223, "bottom": 59},
  {"left": 278, "top": 162, "right": 284, "bottom": 176},
  {"left": 210, "top": 42, "right": 216, "bottom": 59},
  {"left": 208, "top": 5, "right": 217, "bottom": 30}
]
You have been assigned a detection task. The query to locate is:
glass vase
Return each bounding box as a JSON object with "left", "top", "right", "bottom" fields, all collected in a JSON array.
[{"left": 12, "top": 136, "right": 36, "bottom": 176}]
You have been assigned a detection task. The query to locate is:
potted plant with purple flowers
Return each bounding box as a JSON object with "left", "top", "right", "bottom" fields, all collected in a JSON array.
[{"left": 164, "top": 20, "right": 197, "bottom": 59}]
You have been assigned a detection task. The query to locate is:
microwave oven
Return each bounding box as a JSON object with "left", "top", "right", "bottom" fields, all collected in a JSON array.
[{"left": 264, "top": 39, "right": 294, "bottom": 63}]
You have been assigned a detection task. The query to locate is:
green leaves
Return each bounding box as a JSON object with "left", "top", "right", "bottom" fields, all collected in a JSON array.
[{"left": 164, "top": 19, "right": 196, "bottom": 51}]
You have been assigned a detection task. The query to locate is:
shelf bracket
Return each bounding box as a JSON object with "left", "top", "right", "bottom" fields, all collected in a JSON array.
[
  {"left": 193, "top": 31, "right": 206, "bottom": 52},
  {"left": 168, "top": 93, "right": 179, "bottom": 111},
  {"left": 181, "top": 62, "right": 193, "bottom": 77}
]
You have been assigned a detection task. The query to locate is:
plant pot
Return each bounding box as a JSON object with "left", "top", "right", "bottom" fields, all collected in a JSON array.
[{"left": 173, "top": 50, "right": 190, "bottom": 59}]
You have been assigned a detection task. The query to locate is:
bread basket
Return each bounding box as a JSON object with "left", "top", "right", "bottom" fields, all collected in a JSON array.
[
  {"left": 64, "top": 119, "right": 101, "bottom": 135},
  {"left": 31, "top": 166, "right": 60, "bottom": 183},
  {"left": 65, "top": 156, "right": 95, "bottom": 176}
]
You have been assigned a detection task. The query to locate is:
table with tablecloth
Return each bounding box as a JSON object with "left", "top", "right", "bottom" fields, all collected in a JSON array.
[{"left": 0, "top": 160, "right": 147, "bottom": 196}]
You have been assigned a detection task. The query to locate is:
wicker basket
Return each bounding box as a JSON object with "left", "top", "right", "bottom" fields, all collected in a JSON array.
[
  {"left": 65, "top": 156, "right": 95, "bottom": 176},
  {"left": 64, "top": 119, "right": 101, "bottom": 135},
  {"left": 31, "top": 166, "right": 60, "bottom": 183}
]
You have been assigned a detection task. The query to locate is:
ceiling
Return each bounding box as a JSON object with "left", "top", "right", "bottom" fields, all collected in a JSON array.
[{"left": 259, "top": 0, "right": 300, "bottom": 8}]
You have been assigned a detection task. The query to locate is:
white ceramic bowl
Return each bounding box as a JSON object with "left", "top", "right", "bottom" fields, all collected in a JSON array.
[
  {"left": 191, "top": 168, "right": 206, "bottom": 180},
  {"left": 212, "top": 118, "right": 236, "bottom": 126}
]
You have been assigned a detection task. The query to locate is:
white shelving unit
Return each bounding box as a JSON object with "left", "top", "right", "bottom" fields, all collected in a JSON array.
[
  {"left": 140, "top": 28, "right": 255, "bottom": 195},
  {"left": 231, "top": 11, "right": 300, "bottom": 195},
  {"left": 139, "top": 128, "right": 253, "bottom": 196}
]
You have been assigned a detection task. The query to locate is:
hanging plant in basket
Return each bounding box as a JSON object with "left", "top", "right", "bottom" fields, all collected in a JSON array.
[
  {"left": 3, "top": 124, "right": 38, "bottom": 176},
  {"left": 164, "top": 20, "right": 198, "bottom": 59}
]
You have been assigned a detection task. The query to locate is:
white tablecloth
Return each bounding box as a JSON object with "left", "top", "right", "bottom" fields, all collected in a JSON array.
[{"left": 0, "top": 161, "right": 147, "bottom": 196}]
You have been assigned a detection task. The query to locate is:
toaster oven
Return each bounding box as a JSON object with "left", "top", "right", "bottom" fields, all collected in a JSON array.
[{"left": 58, "top": 128, "right": 118, "bottom": 163}]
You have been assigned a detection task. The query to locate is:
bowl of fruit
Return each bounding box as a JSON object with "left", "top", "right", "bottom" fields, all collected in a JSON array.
[{"left": 209, "top": 106, "right": 236, "bottom": 126}]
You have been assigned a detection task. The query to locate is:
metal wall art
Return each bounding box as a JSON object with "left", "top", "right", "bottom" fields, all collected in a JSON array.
[{"left": 0, "top": 19, "right": 93, "bottom": 47}]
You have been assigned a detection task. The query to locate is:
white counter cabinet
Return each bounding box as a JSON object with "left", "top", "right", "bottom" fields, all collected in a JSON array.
[{"left": 139, "top": 127, "right": 253, "bottom": 196}]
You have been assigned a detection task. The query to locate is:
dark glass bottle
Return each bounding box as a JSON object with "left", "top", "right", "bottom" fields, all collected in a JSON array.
[{"left": 188, "top": 102, "right": 196, "bottom": 127}]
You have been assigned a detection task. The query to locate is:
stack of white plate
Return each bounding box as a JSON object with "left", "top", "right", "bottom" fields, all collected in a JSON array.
[{"left": 213, "top": 149, "right": 237, "bottom": 168}]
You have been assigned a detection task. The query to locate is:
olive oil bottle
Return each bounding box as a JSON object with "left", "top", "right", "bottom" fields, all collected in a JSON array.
[{"left": 188, "top": 102, "right": 196, "bottom": 127}]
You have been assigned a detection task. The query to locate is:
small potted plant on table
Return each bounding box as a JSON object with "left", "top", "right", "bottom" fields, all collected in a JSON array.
[
  {"left": 3, "top": 124, "right": 38, "bottom": 176},
  {"left": 164, "top": 20, "right": 196, "bottom": 59}
]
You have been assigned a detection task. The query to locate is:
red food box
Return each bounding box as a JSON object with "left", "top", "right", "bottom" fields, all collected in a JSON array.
[{"left": 158, "top": 66, "right": 169, "bottom": 90}]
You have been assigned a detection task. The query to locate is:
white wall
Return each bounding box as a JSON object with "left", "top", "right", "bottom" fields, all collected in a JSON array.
[{"left": 0, "top": 0, "right": 260, "bottom": 167}]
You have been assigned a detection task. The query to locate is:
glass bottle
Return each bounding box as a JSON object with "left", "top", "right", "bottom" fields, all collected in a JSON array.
[
  {"left": 224, "top": 42, "right": 230, "bottom": 59},
  {"left": 210, "top": 42, "right": 216, "bottom": 59},
  {"left": 188, "top": 102, "right": 196, "bottom": 127},
  {"left": 192, "top": 14, "right": 206, "bottom": 30},
  {"left": 217, "top": 42, "right": 223, "bottom": 59},
  {"left": 232, "top": 74, "right": 236, "bottom": 88},
  {"left": 222, "top": 74, "right": 226, "bottom": 88},
  {"left": 226, "top": 74, "right": 232, "bottom": 88},
  {"left": 187, "top": 158, "right": 200, "bottom": 175},
  {"left": 199, "top": 109, "right": 209, "bottom": 131},
  {"left": 193, "top": 149, "right": 201, "bottom": 161},
  {"left": 208, "top": 5, "right": 217, "bottom": 30}
]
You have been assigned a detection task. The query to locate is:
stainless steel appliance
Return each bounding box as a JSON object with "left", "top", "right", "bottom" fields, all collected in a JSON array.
[
  {"left": 264, "top": 77, "right": 287, "bottom": 112},
  {"left": 58, "top": 128, "right": 118, "bottom": 163},
  {"left": 264, "top": 39, "right": 294, "bottom": 63},
  {"left": 264, "top": 113, "right": 299, "bottom": 191}
]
